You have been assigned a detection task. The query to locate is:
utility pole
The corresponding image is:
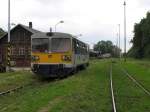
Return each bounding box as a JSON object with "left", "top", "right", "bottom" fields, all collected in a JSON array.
[
  {"left": 8, "top": 0, "right": 10, "bottom": 43},
  {"left": 116, "top": 34, "right": 119, "bottom": 58},
  {"left": 123, "top": 1, "right": 127, "bottom": 62},
  {"left": 118, "top": 24, "right": 121, "bottom": 59},
  {"left": 116, "top": 33, "right": 118, "bottom": 48}
]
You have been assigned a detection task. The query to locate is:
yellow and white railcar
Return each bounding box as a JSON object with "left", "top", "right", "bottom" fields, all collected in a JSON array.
[{"left": 31, "top": 32, "right": 89, "bottom": 77}]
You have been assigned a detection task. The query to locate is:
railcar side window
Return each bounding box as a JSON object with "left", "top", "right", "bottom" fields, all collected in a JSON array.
[
  {"left": 74, "top": 39, "right": 88, "bottom": 55},
  {"left": 32, "top": 38, "right": 49, "bottom": 53}
]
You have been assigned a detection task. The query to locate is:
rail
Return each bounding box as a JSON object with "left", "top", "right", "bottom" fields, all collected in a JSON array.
[{"left": 110, "top": 64, "right": 117, "bottom": 112}]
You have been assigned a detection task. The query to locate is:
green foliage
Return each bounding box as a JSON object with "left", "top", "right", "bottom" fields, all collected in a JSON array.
[
  {"left": 129, "top": 12, "right": 150, "bottom": 58},
  {"left": 128, "top": 47, "right": 141, "bottom": 58},
  {"left": 93, "top": 40, "right": 120, "bottom": 57},
  {"left": 94, "top": 40, "right": 113, "bottom": 54},
  {"left": 144, "top": 44, "right": 150, "bottom": 58}
]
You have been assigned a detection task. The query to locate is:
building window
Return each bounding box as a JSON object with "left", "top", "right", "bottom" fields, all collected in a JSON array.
[
  {"left": 27, "top": 47, "right": 31, "bottom": 55},
  {"left": 10, "top": 47, "right": 17, "bottom": 55},
  {"left": 25, "top": 47, "right": 31, "bottom": 56},
  {"left": 19, "top": 47, "right": 25, "bottom": 55}
]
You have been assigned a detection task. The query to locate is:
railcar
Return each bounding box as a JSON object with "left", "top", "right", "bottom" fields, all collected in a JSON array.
[{"left": 31, "top": 32, "right": 89, "bottom": 77}]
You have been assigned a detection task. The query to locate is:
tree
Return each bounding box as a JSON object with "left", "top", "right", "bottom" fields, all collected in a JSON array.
[
  {"left": 129, "top": 12, "right": 150, "bottom": 58},
  {"left": 93, "top": 40, "right": 120, "bottom": 57},
  {"left": 94, "top": 40, "right": 113, "bottom": 54}
]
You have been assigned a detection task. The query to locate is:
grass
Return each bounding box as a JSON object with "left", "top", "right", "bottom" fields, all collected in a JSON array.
[
  {"left": 112, "top": 63, "right": 150, "bottom": 112},
  {"left": 121, "top": 59, "right": 150, "bottom": 90},
  {"left": 0, "top": 60, "right": 112, "bottom": 112},
  {"left": 0, "top": 59, "right": 150, "bottom": 112},
  {"left": 0, "top": 71, "right": 36, "bottom": 92}
]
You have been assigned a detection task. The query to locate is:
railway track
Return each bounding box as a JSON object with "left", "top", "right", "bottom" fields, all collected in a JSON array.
[
  {"left": 110, "top": 61, "right": 150, "bottom": 112},
  {"left": 0, "top": 83, "right": 33, "bottom": 96},
  {"left": 0, "top": 78, "right": 61, "bottom": 96},
  {"left": 120, "top": 67, "right": 150, "bottom": 96},
  {"left": 109, "top": 64, "right": 117, "bottom": 112}
]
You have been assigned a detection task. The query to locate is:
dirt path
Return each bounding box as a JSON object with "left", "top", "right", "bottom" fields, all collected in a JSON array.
[{"left": 38, "top": 96, "right": 62, "bottom": 112}]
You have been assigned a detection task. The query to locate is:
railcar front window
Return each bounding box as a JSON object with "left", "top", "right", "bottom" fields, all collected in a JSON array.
[
  {"left": 32, "top": 38, "right": 49, "bottom": 53},
  {"left": 51, "top": 38, "right": 71, "bottom": 52}
]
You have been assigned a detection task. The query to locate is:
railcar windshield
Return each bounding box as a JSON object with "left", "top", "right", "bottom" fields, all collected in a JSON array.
[
  {"left": 51, "top": 38, "right": 71, "bottom": 52},
  {"left": 32, "top": 38, "right": 49, "bottom": 53}
]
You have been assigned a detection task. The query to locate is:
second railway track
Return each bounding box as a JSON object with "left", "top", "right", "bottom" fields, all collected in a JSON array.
[
  {"left": 120, "top": 67, "right": 150, "bottom": 96},
  {"left": 109, "top": 63, "right": 150, "bottom": 112}
]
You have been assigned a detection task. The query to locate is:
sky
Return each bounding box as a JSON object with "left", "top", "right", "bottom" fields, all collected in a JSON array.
[{"left": 0, "top": 0, "right": 150, "bottom": 51}]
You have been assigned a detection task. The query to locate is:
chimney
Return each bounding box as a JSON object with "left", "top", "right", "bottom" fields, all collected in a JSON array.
[{"left": 29, "top": 22, "right": 32, "bottom": 29}]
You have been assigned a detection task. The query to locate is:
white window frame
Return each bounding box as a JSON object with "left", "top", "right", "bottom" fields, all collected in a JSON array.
[
  {"left": 19, "top": 47, "right": 25, "bottom": 55},
  {"left": 10, "top": 47, "right": 17, "bottom": 55}
]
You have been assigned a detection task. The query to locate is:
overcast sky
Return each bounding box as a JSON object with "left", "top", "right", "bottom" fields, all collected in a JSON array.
[{"left": 0, "top": 0, "right": 150, "bottom": 51}]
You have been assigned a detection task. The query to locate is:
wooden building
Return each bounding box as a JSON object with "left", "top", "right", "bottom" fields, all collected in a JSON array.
[{"left": 0, "top": 22, "right": 41, "bottom": 69}]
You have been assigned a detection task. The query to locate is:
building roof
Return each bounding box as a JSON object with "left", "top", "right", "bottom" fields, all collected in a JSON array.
[
  {"left": 0, "top": 24, "right": 41, "bottom": 40},
  {"left": 19, "top": 24, "right": 41, "bottom": 34}
]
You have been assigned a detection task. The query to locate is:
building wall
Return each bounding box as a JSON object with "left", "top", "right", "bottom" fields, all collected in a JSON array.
[
  {"left": 0, "top": 25, "right": 32, "bottom": 67},
  {"left": 0, "top": 36, "right": 7, "bottom": 65}
]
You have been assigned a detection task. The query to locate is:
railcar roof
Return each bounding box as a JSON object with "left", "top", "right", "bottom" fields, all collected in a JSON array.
[{"left": 31, "top": 32, "right": 89, "bottom": 46}]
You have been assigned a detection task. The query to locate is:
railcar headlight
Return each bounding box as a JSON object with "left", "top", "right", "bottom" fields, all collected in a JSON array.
[
  {"left": 35, "top": 56, "right": 40, "bottom": 60},
  {"left": 61, "top": 55, "right": 71, "bottom": 61},
  {"left": 31, "top": 56, "right": 40, "bottom": 61}
]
